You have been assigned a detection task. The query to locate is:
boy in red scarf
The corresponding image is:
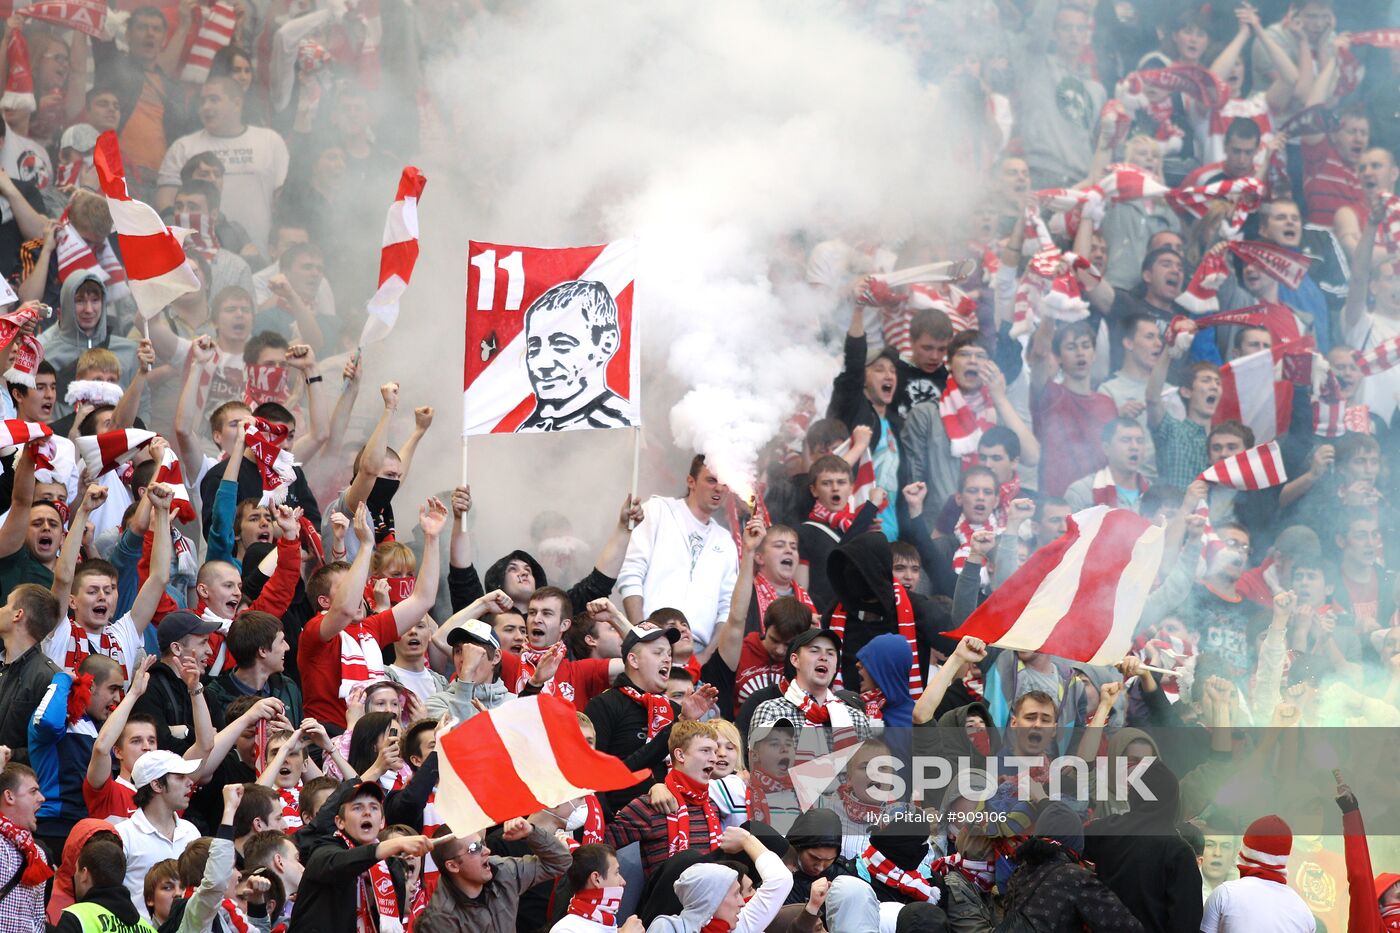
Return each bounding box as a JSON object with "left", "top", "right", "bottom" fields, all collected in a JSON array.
[
  {"left": 550, "top": 843, "right": 644, "bottom": 933},
  {"left": 603, "top": 720, "right": 723, "bottom": 877},
  {"left": 0, "top": 763, "right": 52, "bottom": 931}
]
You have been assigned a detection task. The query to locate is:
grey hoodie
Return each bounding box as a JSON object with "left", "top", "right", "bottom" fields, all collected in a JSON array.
[
  {"left": 646, "top": 863, "right": 737, "bottom": 933},
  {"left": 423, "top": 676, "right": 511, "bottom": 724},
  {"left": 41, "top": 269, "right": 140, "bottom": 419},
  {"left": 824, "top": 876, "right": 881, "bottom": 933}
]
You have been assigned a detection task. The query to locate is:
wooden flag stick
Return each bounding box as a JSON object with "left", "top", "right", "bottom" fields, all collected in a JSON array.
[
  {"left": 627, "top": 426, "right": 641, "bottom": 530},
  {"left": 1137, "top": 664, "right": 1180, "bottom": 678}
]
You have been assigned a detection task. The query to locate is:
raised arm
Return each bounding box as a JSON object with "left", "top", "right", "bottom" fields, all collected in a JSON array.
[
  {"left": 129, "top": 483, "right": 173, "bottom": 636},
  {"left": 190, "top": 697, "right": 290, "bottom": 784},
  {"left": 1027, "top": 316, "right": 1058, "bottom": 390},
  {"left": 17, "top": 220, "right": 56, "bottom": 303},
  {"left": 1343, "top": 205, "right": 1383, "bottom": 335},
  {"left": 1145, "top": 322, "right": 1184, "bottom": 428},
  {"left": 395, "top": 406, "right": 432, "bottom": 480},
  {"left": 286, "top": 344, "right": 329, "bottom": 462},
  {"left": 982, "top": 360, "right": 1040, "bottom": 467},
  {"left": 913, "top": 636, "right": 988, "bottom": 725},
  {"left": 319, "top": 503, "right": 375, "bottom": 641},
  {"left": 428, "top": 590, "right": 511, "bottom": 671},
  {"left": 319, "top": 354, "right": 361, "bottom": 473},
  {"left": 52, "top": 483, "right": 106, "bottom": 607},
  {"left": 0, "top": 443, "right": 37, "bottom": 557},
  {"left": 714, "top": 516, "right": 762, "bottom": 672},
  {"left": 86, "top": 657, "right": 154, "bottom": 790},
  {"left": 173, "top": 336, "right": 215, "bottom": 469},
  {"left": 389, "top": 498, "right": 447, "bottom": 635},
  {"left": 342, "top": 382, "right": 397, "bottom": 513},
  {"left": 449, "top": 485, "right": 473, "bottom": 569},
  {"left": 591, "top": 495, "right": 644, "bottom": 580},
  {"left": 0, "top": 169, "right": 43, "bottom": 242},
  {"left": 111, "top": 340, "right": 154, "bottom": 430}
]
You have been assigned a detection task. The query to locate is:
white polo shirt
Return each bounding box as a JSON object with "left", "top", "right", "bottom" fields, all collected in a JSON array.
[
  {"left": 114, "top": 806, "right": 201, "bottom": 918},
  {"left": 1201, "top": 876, "right": 1315, "bottom": 932}
]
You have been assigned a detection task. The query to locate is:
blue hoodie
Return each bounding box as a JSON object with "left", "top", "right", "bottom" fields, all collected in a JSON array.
[{"left": 856, "top": 633, "right": 915, "bottom": 729}]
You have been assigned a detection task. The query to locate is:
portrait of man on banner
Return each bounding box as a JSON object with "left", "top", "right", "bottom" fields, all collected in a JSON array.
[{"left": 519, "top": 278, "right": 629, "bottom": 432}]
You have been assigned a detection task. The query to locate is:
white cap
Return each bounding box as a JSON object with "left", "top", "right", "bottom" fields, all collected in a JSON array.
[{"left": 131, "top": 750, "right": 201, "bottom": 789}]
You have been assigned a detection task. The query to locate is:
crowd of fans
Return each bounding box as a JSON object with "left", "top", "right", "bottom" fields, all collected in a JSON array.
[{"left": 0, "top": 0, "right": 1392, "bottom": 931}]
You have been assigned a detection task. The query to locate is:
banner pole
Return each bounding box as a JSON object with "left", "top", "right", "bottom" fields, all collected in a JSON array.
[
  {"left": 627, "top": 426, "right": 641, "bottom": 530},
  {"left": 459, "top": 435, "right": 469, "bottom": 533}
]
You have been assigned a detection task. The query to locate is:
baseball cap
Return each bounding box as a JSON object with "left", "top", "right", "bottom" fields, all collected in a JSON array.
[
  {"left": 788, "top": 627, "right": 841, "bottom": 656},
  {"left": 621, "top": 625, "right": 680, "bottom": 657},
  {"left": 131, "top": 750, "right": 201, "bottom": 789},
  {"left": 447, "top": 619, "right": 500, "bottom": 651},
  {"left": 865, "top": 345, "right": 899, "bottom": 368},
  {"left": 157, "top": 610, "right": 222, "bottom": 651},
  {"left": 345, "top": 781, "right": 386, "bottom": 803}
]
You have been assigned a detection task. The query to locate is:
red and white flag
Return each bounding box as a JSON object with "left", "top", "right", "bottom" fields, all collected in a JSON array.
[
  {"left": 155, "top": 446, "right": 196, "bottom": 524},
  {"left": 943, "top": 506, "right": 1165, "bottom": 665},
  {"left": 1356, "top": 336, "right": 1400, "bottom": 377},
  {"left": 435, "top": 695, "right": 650, "bottom": 838},
  {"left": 360, "top": 166, "right": 427, "bottom": 347},
  {"left": 463, "top": 239, "right": 639, "bottom": 435},
  {"left": 179, "top": 1, "right": 238, "bottom": 84},
  {"left": 92, "top": 131, "right": 200, "bottom": 319},
  {"left": 1197, "top": 439, "right": 1287, "bottom": 490},
  {"left": 19, "top": 0, "right": 107, "bottom": 38},
  {"left": 1213, "top": 338, "right": 1313, "bottom": 444},
  {"left": 76, "top": 429, "right": 155, "bottom": 477},
  {"left": 0, "top": 420, "right": 51, "bottom": 451}
]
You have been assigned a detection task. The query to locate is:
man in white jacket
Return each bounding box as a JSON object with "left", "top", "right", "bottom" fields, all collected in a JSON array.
[{"left": 619, "top": 456, "right": 738, "bottom": 649}]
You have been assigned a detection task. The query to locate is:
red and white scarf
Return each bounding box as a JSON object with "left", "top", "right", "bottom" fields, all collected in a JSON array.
[
  {"left": 930, "top": 853, "right": 994, "bottom": 894},
  {"left": 368, "top": 859, "right": 404, "bottom": 931},
  {"left": 61, "top": 621, "right": 122, "bottom": 676},
  {"left": 337, "top": 624, "right": 386, "bottom": 699},
  {"left": 244, "top": 418, "right": 296, "bottom": 506},
  {"left": 1356, "top": 336, "right": 1400, "bottom": 377},
  {"left": 951, "top": 517, "right": 997, "bottom": 585},
  {"left": 1382, "top": 903, "right": 1400, "bottom": 933},
  {"left": 1373, "top": 193, "right": 1400, "bottom": 255},
  {"left": 829, "top": 579, "right": 920, "bottom": 696},
  {"left": 938, "top": 377, "right": 996, "bottom": 463},
  {"left": 174, "top": 210, "right": 220, "bottom": 260},
  {"left": 566, "top": 887, "right": 623, "bottom": 928},
  {"left": 861, "top": 687, "right": 886, "bottom": 720},
  {"left": 807, "top": 501, "right": 856, "bottom": 534},
  {"left": 860, "top": 843, "right": 940, "bottom": 902},
  {"left": 1090, "top": 467, "right": 1149, "bottom": 507},
  {"left": 0, "top": 813, "right": 51, "bottom": 887},
  {"left": 663, "top": 768, "right": 721, "bottom": 856},
  {"left": 780, "top": 680, "right": 861, "bottom": 760},
  {"left": 333, "top": 832, "right": 380, "bottom": 933},
  {"left": 181, "top": 888, "right": 253, "bottom": 933},
  {"left": 746, "top": 767, "right": 793, "bottom": 824},
  {"left": 1236, "top": 845, "right": 1288, "bottom": 885},
  {"left": 278, "top": 786, "right": 303, "bottom": 830},
  {"left": 54, "top": 209, "right": 130, "bottom": 303},
  {"left": 617, "top": 685, "right": 675, "bottom": 740},
  {"left": 753, "top": 573, "right": 815, "bottom": 624},
  {"left": 1167, "top": 175, "right": 1263, "bottom": 241}
]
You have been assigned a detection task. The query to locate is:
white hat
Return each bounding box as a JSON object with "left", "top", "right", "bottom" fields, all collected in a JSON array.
[{"left": 131, "top": 750, "right": 201, "bottom": 789}]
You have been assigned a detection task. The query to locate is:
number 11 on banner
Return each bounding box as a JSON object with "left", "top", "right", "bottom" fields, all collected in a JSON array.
[{"left": 470, "top": 250, "right": 525, "bottom": 310}]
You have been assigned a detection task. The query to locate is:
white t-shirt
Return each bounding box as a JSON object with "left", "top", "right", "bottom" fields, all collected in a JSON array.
[
  {"left": 1347, "top": 310, "right": 1400, "bottom": 426},
  {"left": 0, "top": 131, "right": 52, "bottom": 193},
  {"left": 158, "top": 126, "right": 290, "bottom": 250},
  {"left": 389, "top": 664, "right": 437, "bottom": 704},
  {"left": 1200, "top": 876, "right": 1315, "bottom": 932},
  {"left": 42, "top": 611, "right": 143, "bottom": 681}
]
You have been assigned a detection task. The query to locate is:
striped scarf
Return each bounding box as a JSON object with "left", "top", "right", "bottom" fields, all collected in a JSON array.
[
  {"left": 333, "top": 832, "right": 379, "bottom": 933},
  {"left": 753, "top": 573, "right": 815, "bottom": 623},
  {"left": 663, "top": 768, "right": 720, "bottom": 856},
  {"left": 55, "top": 212, "right": 129, "bottom": 302},
  {"left": 1090, "top": 468, "right": 1148, "bottom": 507},
  {"left": 562, "top": 794, "right": 605, "bottom": 851},
  {"left": 61, "top": 622, "right": 120, "bottom": 674},
  {"left": 931, "top": 853, "right": 994, "bottom": 894},
  {"left": 938, "top": 377, "right": 996, "bottom": 463},
  {"left": 278, "top": 786, "right": 302, "bottom": 830},
  {"left": 860, "top": 844, "right": 941, "bottom": 903},
  {"left": 617, "top": 685, "right": 674, "bottom": 740},
  {"left": 567, "top": 888, "right": 623, "bottom": 927},
  {"left": 829, "top": 579, "right": 920, "bottom": 696}
]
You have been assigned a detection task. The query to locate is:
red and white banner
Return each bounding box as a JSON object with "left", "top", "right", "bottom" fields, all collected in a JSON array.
[
  {"left": 360, "top": 166, "right": 426, "bottom": 346},
  {"left": 1197, "top": 439, "right": 1287, "bottom": 490},
  {"left": 243, "top": 363, "right": 291, "bottom": 407},
  {"left": 1356, "top": 335, "right": 1400, "bottom": 377},
  {"left": 155, "top": 446, "right": 196, "bottom": 524},
  {"left": 463, "top": 239, "right": 638, "bottom": 435},
  {"left": 435, "top": 695, "right": 650, "bottom": 837},
  {"left": 92, "top": 131, "right": 200, "bottom": 319},
  {"left": 19, "top": 0, "right": 107, "bottom": 38},
  {"left": 943, "top": 505, "right": 1165, "bottom": 665},
  {"left": 76, "top": 429, "right": 155, "bottom": 477},
  {"left": 179, "top": 1, "right": 238, "bottom": 84},
  {"left": 1213, "top": 338, "right": 1313, "bottom": 444}
]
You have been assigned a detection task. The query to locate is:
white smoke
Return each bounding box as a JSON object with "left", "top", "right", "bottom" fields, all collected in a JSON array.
[{"left": 413, "top": 0, "right": 980, "bottom": 493}]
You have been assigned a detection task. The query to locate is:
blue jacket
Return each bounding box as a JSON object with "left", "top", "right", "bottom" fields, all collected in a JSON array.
[
  {"left": 856, "top": 633, "right": 915, "bottom": 730},
  {"left": 28, "top": 670, "right": 97, "bottom": 837}
]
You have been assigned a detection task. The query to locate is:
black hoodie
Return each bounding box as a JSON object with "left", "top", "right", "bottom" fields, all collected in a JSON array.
[
  {"left": 54, "top": 885, "right": 148, "bottom": 933},
  {"left": 1083, "top": 760, "right": 1203, "bottom": 933},
  {"left": 822, "top": 531, "right": 945, "bottom": 689},
  {"left": 784, "top": 809, "right": 858, "bottom": 905},
  {"left": 450, "top": 548, "right": 616, "bottom": 619}
]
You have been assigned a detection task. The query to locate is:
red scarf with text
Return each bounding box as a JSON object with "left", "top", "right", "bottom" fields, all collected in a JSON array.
[
  {"left": 562, "top": 795, "right": 606, "bottom": 851},
  {"left": 244, "top": 418, "right": 295, "bottom": 504},
  {"left": 663, "top": 768, "right": 721, "bottom": 856},
  {"left": 861, "top": 688, "right": 886, "bottom": 720},
  {"left": 278, "top": 786, "right": 303, "bottom": 830},
  {"left": 939, "top": 377, "right": 996, "bottom": 464},
  {"left": 1090, "top": 467, "right": 1149, "bottom": 507},
  {"left": 338, "top": 624, "right": 386, "bottom": 695},
  {"left": 829, "top": 579, "right": 919, "bottom": 695},
  {"left": 0, "top": 814, "right": 51, "bottom": 886},
  {"left": 334, "top": 832, "right": 379, "bottom": 933},
  {"left": 566, "top": 887, "right": 623, "bottom": 927},
  {"left": 617, "top": 685, "right": 675, "bottom": 740},
  {"left": 368, "top": 859, "right": 402, "bottom": 923},
  {"left": 746, "top": 767, "right": 792, "bottom": 824},
  {"left": 807, "top": 501, "right": 856, "bottom": 533},
  {"left": 753, "top": 572, "right": 815, "bottom": 623},
  {"left": 860, "top": 843, "right": 940, "bottom": 902}
]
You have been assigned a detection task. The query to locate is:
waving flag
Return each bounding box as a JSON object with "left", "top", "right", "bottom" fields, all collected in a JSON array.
[
  {"left": 92, "top": 131, "right": 200, "bottom": 318},
  {"left": 1197, "top": 439, "right": 1287, "bottom": 490},
  {"left": 76, "top": 429, "right": 155, "bottom": 477},
  {"left": 944, "top": 506, "right": 1164, "bottom": 665},
  {"left": 360, "top": 167, "right": 427, "bottom": 347},
  {"left": 436, "top": 695, "right": 649, "bottom": 838},
  {"left": 1214, "top": 338, "right": 1313, "bottom": 445},
  {"left": 463, "top": 239, "right": 638, "bottom": 435}
]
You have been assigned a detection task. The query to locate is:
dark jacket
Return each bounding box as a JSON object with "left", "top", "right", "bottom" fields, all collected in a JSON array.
[
  {"left": 0, "top": 643, "right": 60, "bottom": 764},
  {"left": 1001, "top": 820, "right": 1145, "bottom": 933},
  {"left": 289, "top": 780, "right": 406, "bottom": 933},
  {"left": 199, "top": 457, "right": 322, "bottom": 542},
  {"left": 90, "top": 45, "right": 191, "bottom": 157},
  {"left": 822, "top": 531, "right": 941, "bottom": 690},
  {"left": 54, "top": 884, "right": 152, "bottom": 933},
  {"left": 582, "top": 676, "right": 679, "bottom": 814},
  {"left": 204, "top": 669, "right": 303, "bottom": 728},
  {"left": 131, "top": 661, "right": 198, "bottom": 754},
  {"left": 826, "top": 332, "right": 903, "bottom": 450},
  {"left": 1083, "top": 760, "right": 1203, "bottom": 933},
  {"left": 451, "top": 548, "right": 615, "bottom": 617},
  {"left": 414, "top": 824, "right": 571, "bottom": 933},
  {"left": 783, "top": 809, "right": 856, "bottom": 906}
]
